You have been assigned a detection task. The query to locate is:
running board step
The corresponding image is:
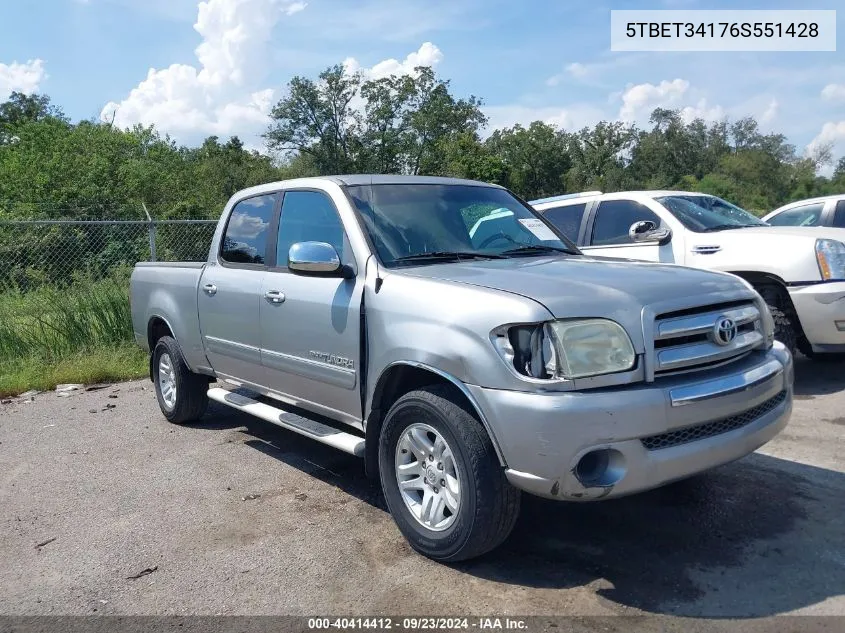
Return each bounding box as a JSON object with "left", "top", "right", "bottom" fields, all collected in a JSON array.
[{"left": 207, "top": 387, "right": 365, "bottom": 457}]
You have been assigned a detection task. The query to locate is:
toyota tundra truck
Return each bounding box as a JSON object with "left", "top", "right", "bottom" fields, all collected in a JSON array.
[{"left": 130, "top": 175, "right": 793, "bottom": 561}]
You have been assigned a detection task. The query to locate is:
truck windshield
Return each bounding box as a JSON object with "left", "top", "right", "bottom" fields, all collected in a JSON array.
[
  {"left": 346, "top": 184, "right": 579, "bottom": 267},
  {"left": 657, "top": 194, "right": 768, "bottom": 232}
]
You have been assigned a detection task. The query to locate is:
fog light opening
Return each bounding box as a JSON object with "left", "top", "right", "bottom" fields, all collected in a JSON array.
[
  {"left": 835, "top": 320, "right": 845, "bottom": 332},
  {"left": 575, "top": 449, "right": 626, "bottom": 488}
]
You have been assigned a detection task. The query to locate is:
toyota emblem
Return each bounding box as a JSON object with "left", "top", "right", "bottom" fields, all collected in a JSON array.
[{"left": 713, "top": 316, "right": 737, "bottom": 346}]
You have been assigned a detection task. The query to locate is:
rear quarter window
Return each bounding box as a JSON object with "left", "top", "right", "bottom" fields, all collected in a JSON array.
[{"left": 833, "top": 200, "right": 845, "bottom": 228}]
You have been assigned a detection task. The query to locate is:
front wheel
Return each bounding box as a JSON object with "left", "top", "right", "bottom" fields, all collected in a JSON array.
[
  {"left": 768, "top": 304, "right": 797, "bottom": 357},
  {"left": 799, "top": 347, "right": 845, "bottom": 363},
  {"left": 378, "top": 385, "right": 520, "bottom": 562},
  {"left": 756, "top": 286, "right": 797, "bottom": 356},
  {"left": 152, "top": 336, "right": 209, "bottom": 424}
]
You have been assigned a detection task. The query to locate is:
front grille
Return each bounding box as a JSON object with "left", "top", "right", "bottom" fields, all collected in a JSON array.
[
  {"left": 640, "top": 390, "right": 787, "bottom": 451},
  {"left": 653, "top": 301, "right": 764, "bottom": 375}
]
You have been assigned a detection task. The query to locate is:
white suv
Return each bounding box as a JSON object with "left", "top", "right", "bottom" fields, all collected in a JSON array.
[
  {"left": 763, "top": 194, "right": 845, "bottom": 229},
  {"left": 527, "top": 190, "right": 845, "bottom": 359}
]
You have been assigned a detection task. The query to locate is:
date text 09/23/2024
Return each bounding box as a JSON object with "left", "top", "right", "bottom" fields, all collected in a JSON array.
[{"left": 307, "top": 617, "right": 528, "bottom": 630}]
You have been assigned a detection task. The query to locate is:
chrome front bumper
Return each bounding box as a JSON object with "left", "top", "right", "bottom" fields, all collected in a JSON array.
[{"left": 468, "top": 342, "right": 793, "bottom": 501}]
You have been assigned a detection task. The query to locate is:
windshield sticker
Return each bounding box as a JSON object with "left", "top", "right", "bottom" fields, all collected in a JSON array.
[{"left": 519, "top": 219, "right": 559, "bottom": 241}]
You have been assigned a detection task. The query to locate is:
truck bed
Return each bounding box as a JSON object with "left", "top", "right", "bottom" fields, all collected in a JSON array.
[{"left": 130, "top": 261, "right": 209, "bottom": 373}]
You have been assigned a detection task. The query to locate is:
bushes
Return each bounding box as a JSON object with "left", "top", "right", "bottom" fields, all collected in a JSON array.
[
  {"left": 0, "top": 274, "right": 147, "bottom": 396},
  {"left": 0, "top": 275, "right": 134, "bottom": 360}
]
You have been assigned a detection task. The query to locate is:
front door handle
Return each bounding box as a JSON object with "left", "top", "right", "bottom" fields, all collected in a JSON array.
[
  {"left": 203, "top": 283, "right": 217, "bottom": 296},
  {"left": 264, "top": 290, "right": 286, "bottom": 304}
]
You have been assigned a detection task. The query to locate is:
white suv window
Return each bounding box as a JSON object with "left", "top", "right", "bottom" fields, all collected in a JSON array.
[
  {"left": 767, "top": 202, "right": 825, "bottom": 227},
  {"left": 833, "top": 200, "right": 845, "bottom": 228},
  {"left": 590, "top": 200, "right": 661, "bottom": 246},
  {"left": 540, "top": 202, "right": 588, "bottom": 242}
]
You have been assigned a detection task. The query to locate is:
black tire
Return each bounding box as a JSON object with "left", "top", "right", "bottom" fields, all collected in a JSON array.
[
  {"left": 152, "top": 336, "right": 209, "bottom": 424},
  {"left": 378, "top": 385, "right": 520, "bottom": 562},
  {"left": 768, "top": 304, "right": 797, "bottom": 356},
  {"left": 800, "top": 348, "right": 845, "bottom": 362},
  {"left": 756, "top": 286, "right": 797, "bottom": 356}
]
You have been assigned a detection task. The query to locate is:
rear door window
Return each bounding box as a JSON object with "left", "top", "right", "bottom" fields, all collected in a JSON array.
[
  {"left": 590, "top": 200, "right": 661, "bottom": 246},
  {"left": 220, "top": 193, "right": 277, "bottom": 264},
  {"left": 540, "top": 203, "right": 588, "bottom": 243}
]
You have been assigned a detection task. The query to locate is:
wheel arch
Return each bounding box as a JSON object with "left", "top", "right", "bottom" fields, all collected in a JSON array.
[
  {"left": 146, "top": 315, "right": 175, "bottom": 381},
  {"left": 727, "top": 270, "right": 807, "bottom": 340},
  {"left": 364, "top": 362, "right": 506, "bottom": 479},
  {"left": 147, "top": 315, "right": 175, "bottom": 350}
]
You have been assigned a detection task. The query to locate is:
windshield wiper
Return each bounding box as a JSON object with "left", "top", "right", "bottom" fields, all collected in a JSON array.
[
  {"left": 393, "top": 251, "right": 507, "bottom": 264},
  {"left": 700, "top": 224, "right": 760, "bottom": 232},
  {"left": 499, "top": 244, "right": 576, "bottom": 256}
]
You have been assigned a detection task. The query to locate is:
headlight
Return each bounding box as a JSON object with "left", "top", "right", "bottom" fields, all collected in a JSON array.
[
  {"left": 548, "top": 319, "right": 636, "bottom": 378},
  {"left": 492, "top": 319, "right": 637, "bottom": 380},
  {"left": 815, "top": 239, "right": 845, "bottom": 281}
]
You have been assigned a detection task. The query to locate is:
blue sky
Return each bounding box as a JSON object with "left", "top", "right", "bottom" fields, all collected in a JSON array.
[{"left": 1, "top": 0, "right": 843, "bottom": 169}]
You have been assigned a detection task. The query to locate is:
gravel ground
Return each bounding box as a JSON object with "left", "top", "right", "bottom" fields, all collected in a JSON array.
[{"left": 0, "top": 356, "right": 843, "bottom": 619}]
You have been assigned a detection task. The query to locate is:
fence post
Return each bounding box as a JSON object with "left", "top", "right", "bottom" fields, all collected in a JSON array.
[{"left": 142, "top": 203, "right": 156, "bottom": 262}]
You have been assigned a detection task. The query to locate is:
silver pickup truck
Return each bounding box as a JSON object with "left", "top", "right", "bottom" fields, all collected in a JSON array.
[{"left": 130, "top": 175, "right": 793, "bottom": 561}]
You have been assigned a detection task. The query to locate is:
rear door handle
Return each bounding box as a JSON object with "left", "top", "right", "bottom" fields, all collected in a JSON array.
[
  {"left": 264, "top": 290, "right": 286, "bottom": 304},
  {"left": 203, "top": 283, "right": 217, "bottom": 296}
]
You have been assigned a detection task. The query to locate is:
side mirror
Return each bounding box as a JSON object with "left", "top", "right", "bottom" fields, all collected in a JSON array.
[
  {"left": 629, "top": 221, "right": 672, "bottom": 245},
  {"left": 288, "top": 241, "right": 343, "bottom": 275}
]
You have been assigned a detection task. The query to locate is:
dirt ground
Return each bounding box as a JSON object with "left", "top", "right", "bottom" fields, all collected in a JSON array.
[{"left": 1, "top": 356, "right": 843, "bottom": 620}]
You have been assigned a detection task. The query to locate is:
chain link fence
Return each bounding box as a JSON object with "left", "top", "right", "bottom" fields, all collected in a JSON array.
[{"left": 0, "top": 220, "right": 218, "bottom": 290}]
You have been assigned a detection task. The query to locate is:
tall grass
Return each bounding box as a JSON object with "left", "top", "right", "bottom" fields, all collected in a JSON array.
[
  {"left": 0, "top": 277, "right": 134, "bottom": 360},
  {"left": 0, "top": 273, "right": 147, "bottom": 396}
]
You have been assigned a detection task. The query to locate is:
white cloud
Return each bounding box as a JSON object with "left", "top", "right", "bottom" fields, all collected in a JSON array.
[
  {"left": 618, "top": 78, "right": 689, "bottom": 122},
  {"left": 760, "top": 98, "right": 779, "bottom": 124},
  {"left": 342, "top": 42, "right": 443, "bottom": 81},
  {"left": 101, "top": 0, "right": 306, "bottom": 144},
  {"left": 102, "top": 0, "right": 444, "bottom": 148},
  {"left": 821, "top": 84, "right": 845, "bottom": 102},
  {"left": 807, "top": 121, "right": 845, "bottom": 172},
  {"left": 565, "top": 62, "right": 588, "bottom": 79},
  {"left": 680, "top": 99, "right": 726, "bottom": 123},
  {"left": 227, "top": 209, "right": 269, "bottom": 238},
  {"left": 483, "top": 103, "right": 607, "bottom": 134},
  {"left": 284, "top": 1, "right": 306, "bottom": 15},
  {"left": 0, "top": 59, "right": 47, "bottom": 99},
  {"left": 546, "top": 63, "right": 589, "bottom": 87}
]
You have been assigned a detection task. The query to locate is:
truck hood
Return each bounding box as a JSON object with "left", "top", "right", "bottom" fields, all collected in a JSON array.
[{"left": 397, "top": 255, "right": 751, "bottom": 322}]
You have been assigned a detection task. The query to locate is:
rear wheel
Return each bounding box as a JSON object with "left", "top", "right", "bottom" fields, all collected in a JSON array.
[
  {"left": 378, "top": 385, "right": 520, "bottom": 562},
  {"left": 152, "top": 336, "right": 209, "bottom": 424}
]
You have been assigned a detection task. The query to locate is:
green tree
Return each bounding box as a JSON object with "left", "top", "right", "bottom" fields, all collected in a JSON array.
[
  {"left": 264, "top": 65, "right": 364, "bottom": 174},
  {"left": 438, "top": 132, "right": 508, "bottom": 184},
  {"left": 833, "top": 157, "right": 845, "bottom": 181},
  {"left": 485, "top": 122, "right": 570, "bottom": 199},
  {"left": 0, "top": 92, "right": 65, "bottom": 128},
  {"left": 265, "top": 65, "right": 486, "bottom": 176},
  {"left": 628, "top": 109, "right": 729, "bottom": 189},
  {"left": 565, "top": 121, "right": 634, "bottom": 192}
]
